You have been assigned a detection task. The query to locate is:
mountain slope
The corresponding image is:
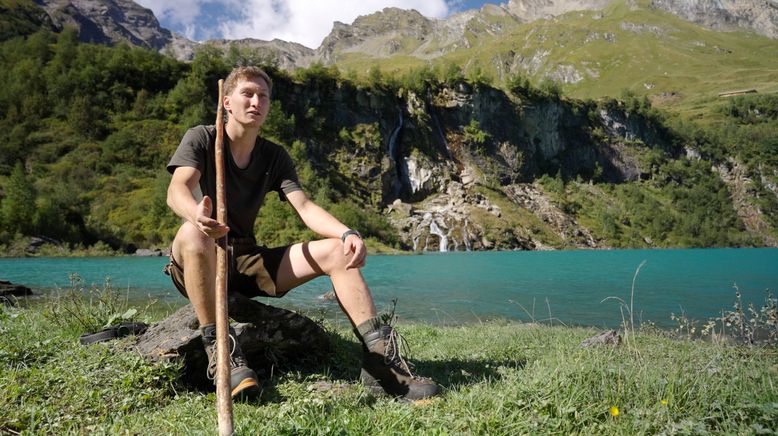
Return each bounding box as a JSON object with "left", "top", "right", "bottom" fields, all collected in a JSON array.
[
  {"left": 325, "top": 0, "right": 778, "bottom": 116},
  {"left": 32, "top": 0, "right": 196, "bottom": 58},
  {"left": 650, "top": 0, "right": 778, "bottom": 39},
  {"left": 0, "top": 0, "right": 776, "bottom": 253},
  {"left": 0, "top": 0, "right": 55, "bottom": 40},
  {"left": 17, "top": 0, "right": 778, "bottom": 71},
  {"left": 206, "top": 38, "right": 315, "bottom": 71}
]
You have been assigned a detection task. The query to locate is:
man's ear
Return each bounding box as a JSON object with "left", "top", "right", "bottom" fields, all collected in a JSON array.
[{"left": 223, "top": 94, "right": 231, "bottom": 113}]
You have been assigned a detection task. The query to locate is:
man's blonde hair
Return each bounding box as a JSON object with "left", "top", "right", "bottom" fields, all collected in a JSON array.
[{"left": 224, "top": 66, "right": 273, "bottom": 96}]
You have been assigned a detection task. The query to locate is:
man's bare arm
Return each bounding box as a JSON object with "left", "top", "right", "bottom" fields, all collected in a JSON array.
[
  {"left": 286, "top": 190, "right": 366, "bottom": 269},
  {"left": 167, "top": 167, "right": 229, "bottom": 239}
]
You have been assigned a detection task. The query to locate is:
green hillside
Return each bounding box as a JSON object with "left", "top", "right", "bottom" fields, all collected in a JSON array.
[
  {"left": 0, "top": 0, "right": 53, "bottom": 41},
  {"left": 334, "top": 0, "right": 778, "bottom": 119},
  {"left": 0, "top": 2, "right": 776, "bottom": 255}
]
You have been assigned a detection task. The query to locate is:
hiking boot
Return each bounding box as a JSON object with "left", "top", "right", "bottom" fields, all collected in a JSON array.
[
  {"left": 201, "top": 324, "right": 260, "bottom": 399},
  {"left": 356, "top": 318, "right": 441, "bottom": 401}
]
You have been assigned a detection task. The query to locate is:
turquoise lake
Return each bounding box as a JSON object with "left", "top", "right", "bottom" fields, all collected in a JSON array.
[{"left": 1, "top": 248, "right": 776, "bottom": 329}]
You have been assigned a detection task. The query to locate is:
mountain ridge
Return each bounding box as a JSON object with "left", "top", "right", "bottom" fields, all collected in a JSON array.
[
  {"left": 15, "top": 0, "right": 777, "bottom": 65},
  {"left": 31, "top": 0, "right": 196, "bottom": 58}
]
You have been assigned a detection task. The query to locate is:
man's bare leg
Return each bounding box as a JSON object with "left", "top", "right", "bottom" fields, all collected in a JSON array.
[
  {"left": 274, "top": 239, "right": 377, "bottom": 327},
  {"left": 275, "top": 238, "right": 440, "bottom": 400},
  {"left": 171, "top": 221, "right": 218, "bottom": 326},
  {"left": 171, "top": 221, "right": 260, "bottom": 397}
]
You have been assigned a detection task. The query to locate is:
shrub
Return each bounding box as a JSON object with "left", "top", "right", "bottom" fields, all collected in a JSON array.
[{"left": 463, "top": 119, "right": 489, "bottom": 148}]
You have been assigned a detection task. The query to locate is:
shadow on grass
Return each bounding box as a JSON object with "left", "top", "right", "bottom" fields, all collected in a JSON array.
[
  {"left": 415, "top": 357, "right": 527, "bottom": 388},
  {"left": 249, "top": 331, "right": 528, "bottom": 398},
  {"left": 175, "top": 328, "right": 528, "bottom": 403}
]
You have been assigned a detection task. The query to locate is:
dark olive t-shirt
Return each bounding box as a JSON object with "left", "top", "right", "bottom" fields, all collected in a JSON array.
[{"left": 167, "top": 125, "right": 301, "bottom": 240}]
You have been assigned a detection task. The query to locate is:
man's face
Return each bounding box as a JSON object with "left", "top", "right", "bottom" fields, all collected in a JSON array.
[{"left": 224, "top": 77, "right": 271, "bottom": 128}]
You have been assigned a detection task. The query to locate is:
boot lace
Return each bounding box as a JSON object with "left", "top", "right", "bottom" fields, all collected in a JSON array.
[
  {"left": 206, "top": 333, "right": 247, "bottom": 381},
  {"left": 384, "top": 328, "right": 420, "bottom": 379}
]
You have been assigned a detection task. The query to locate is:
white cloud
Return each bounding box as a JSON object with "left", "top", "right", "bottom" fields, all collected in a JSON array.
[
  {"left": 136, "top": 0, "right": 203, "bottom": 40},
  {"left": 136, "top": 0, "right": 451, "bottom": 48}
]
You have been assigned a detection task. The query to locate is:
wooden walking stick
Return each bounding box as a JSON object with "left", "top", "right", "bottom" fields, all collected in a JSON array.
[{"left": 214, "top": 79, "right": 233, "bottom": 435}]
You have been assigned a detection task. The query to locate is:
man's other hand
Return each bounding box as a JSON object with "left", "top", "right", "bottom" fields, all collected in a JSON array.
[
  {"left": 195, "top": 196, "right": 229, "bottom": 239},
  {"left": 343, "top": 234, "right": 366, "bottom": 269}
]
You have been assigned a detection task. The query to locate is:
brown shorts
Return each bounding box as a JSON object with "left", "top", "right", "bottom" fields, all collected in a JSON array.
[{"left": 164, "top": 241, "right": 292, "bottom": 299}]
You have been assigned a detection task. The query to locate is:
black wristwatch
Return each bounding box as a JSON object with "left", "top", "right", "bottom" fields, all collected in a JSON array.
[{"left": 341, "top": 229, "right": 362, "bottom": 243}]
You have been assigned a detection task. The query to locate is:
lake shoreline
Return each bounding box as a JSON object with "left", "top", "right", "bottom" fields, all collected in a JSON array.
[
  {"left": 3, "top": 248, "right": 777, "bottom": 330},
  {"left": 3, "top": 234, "right": 777, "bottom": 259},
  {"left": 8, "top": 280, "right": 777, "bottom": 346}
]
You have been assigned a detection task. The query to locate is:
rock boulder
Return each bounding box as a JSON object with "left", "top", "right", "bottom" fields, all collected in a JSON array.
[
  {"left": 134, "top": 293, "right": 331, "bottom": 389},
  {"left": 0, "top": 280, "right": 33, "bottom": 305}
]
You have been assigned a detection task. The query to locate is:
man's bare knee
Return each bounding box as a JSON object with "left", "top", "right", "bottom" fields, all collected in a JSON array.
[
  {"left": 320, "top": 238, "right": 353, "bottom": 274},
  {"left": 174, "top": 223, "right": 215, "bottom": 262}
]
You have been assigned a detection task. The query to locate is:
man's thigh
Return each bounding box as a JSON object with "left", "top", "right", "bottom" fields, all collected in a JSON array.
[
  {"left": 271, "top": 239, "right": 342, "bottom": 295},
  {"left": 231, "top": 244, "right": 288, "bottom": 298}
]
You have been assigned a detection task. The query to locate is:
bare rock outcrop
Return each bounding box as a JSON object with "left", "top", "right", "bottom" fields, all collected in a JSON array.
[
  {"left": 0, "top": 280, "right": 33, "bottom": 305},
  {"left": 714, "top": 158, "right": 778, "bottom": 247},
  {"left": 29, "top": 0, "right": 777, "bottom": 68},
  {"left": 504, "top": 0, "right": 614, "bottom": 22},
  {"left": 204, "top": 38, "right": 316, "bottom": 70},
  {"left": 33, "top": 0, "right": 197, "bottom": 60},
  {"left": 650, "top": 0, "right": 778, "bottom": 39},
  {"left": 504, "top": 184, "right": 598, "bottom": 248},
  {"left": 580, "top": 330, "right": 622, "bottom": 347},
  {"left": 135, "top": 293, "right": 330, "bottom": 389}
]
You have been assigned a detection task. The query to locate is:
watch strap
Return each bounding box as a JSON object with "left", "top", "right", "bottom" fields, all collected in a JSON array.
[{"left": 341, "top": 229, "right": 362, "bottom": 243}]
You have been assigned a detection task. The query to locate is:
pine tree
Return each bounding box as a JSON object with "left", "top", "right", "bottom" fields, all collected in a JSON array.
[{"left": 1, "top": 161, "right": 37, "bottom": 236}]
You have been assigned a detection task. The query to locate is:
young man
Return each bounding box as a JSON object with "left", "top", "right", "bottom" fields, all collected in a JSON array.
[{"left": 164, "top": 66, "right": 440, "bottom": 400}]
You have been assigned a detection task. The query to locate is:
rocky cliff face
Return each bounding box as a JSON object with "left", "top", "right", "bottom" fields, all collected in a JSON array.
[
  {"left": 312, "top": 7, "right": 482, "bottom": 64},
  {"left": 713, "top": 158, "right": 778, "bottom": 246},
  {"left": 26, "top": 0, "right": 778, "bottom": 69},
  {"left": 33, "top": 0, "right": 196, "bottom": 59},
  {"left": 269, "top": 74, "right": 678, "bottom": 251},
  {"left": 504, "top": 0, "right": 778, "bottom": 39},
  {"left": 206, "top": 38, "right": 315, "bottom": 71},
  {"left": 503, "top": 0, "right": 614, "bottom": 21},
  {"left": 650, "top": 0, "right": 778, "bottom": 39},
  {"left": 307, "top": 0, "right": 777, "bottom": 69},
  {"left": 316, "top": 8, "right": 433, "bottom": 63}
]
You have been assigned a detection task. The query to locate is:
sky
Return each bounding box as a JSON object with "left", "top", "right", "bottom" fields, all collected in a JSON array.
[{"left": 135, "top": 0, "right": 495, "bottom": 48}]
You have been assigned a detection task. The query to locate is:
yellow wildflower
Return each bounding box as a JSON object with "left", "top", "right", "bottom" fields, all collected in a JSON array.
[
  {"left": 610, "top": 406, "right": 620, "bottom": 417},
  {"left": 661, "top": 399, "right": 668, "bottom": 406}
]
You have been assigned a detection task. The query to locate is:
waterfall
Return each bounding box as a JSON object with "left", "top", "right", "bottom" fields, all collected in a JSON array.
[
  {"left": 462, "top": 219, "right": 472, "bottom": 252},
  {"left": 426, "top": 88, "right": 452, "bottom": 159},
  {"left": 431, "top": 111, "right": 452, "bottom": 159},
  {"left": 388, "top": 108, "right": 404, "bottom": 162},
  {"left": 429, "top": 219, "right": 449, "bottom": 252},
  {"left": 388, "top": 107, "right": 406, "bottom": 199}
]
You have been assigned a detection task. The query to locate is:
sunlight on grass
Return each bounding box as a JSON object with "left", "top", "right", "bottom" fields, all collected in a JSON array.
[{"left": 1, "top": 288, "right": 776, "bottom": 434}]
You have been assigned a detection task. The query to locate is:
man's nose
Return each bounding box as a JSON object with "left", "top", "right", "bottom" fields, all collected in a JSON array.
[{"left": 250, "top": 94, "right": 261, "bottom": 106}]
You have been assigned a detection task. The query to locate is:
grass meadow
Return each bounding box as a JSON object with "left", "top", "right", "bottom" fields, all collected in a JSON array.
[{"left": 1, "top": 286, "right": 776, "bottom": 435}]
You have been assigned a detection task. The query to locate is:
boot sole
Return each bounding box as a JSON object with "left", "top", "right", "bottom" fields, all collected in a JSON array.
[{"left": 231, "top": 378, "right": 260, "bottom": 398}]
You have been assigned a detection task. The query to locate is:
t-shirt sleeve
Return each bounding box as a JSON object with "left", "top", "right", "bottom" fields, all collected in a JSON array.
[
  {"left": 273, "top": 146, "right": 302, "bottom": 201},
  {"left": 167, "top": 126, "right": 209, "bottom": 175}
]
